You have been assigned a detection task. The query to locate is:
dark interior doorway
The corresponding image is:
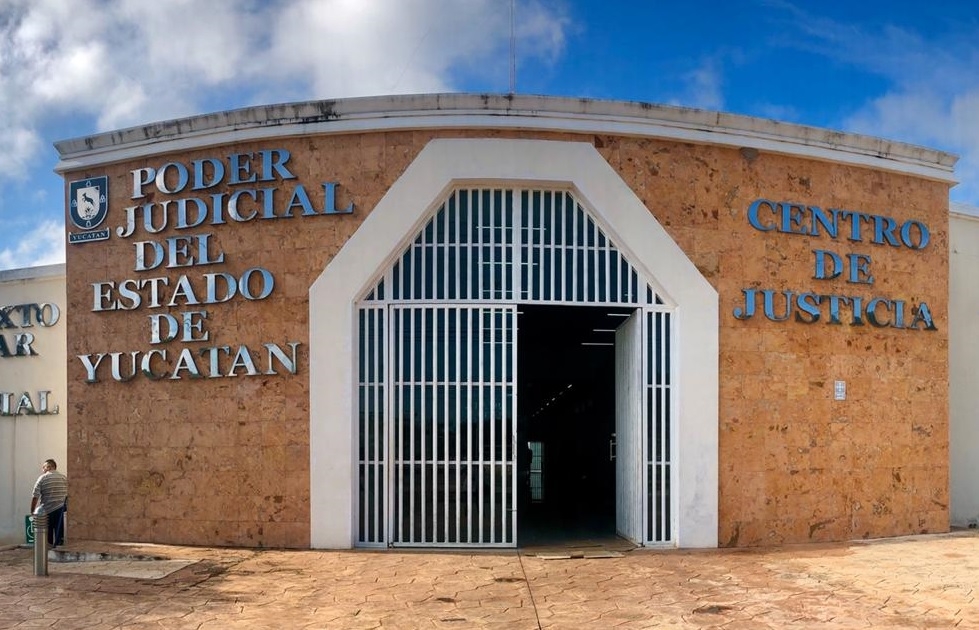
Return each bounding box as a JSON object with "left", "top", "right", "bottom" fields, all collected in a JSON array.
[{"left": 517, "top": 304, "right": 634, "bottom": 546}]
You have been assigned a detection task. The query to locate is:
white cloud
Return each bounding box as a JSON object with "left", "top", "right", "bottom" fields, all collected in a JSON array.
[
  {"left": 842, "top": 77, "right": 979, "bottom": 205},
  {"left": 0, "top": 126, "right": 42, "bottom": 176},
  {"left": 115, "top": 0, "right": 258, "bottom": 83},
  {"left": 0, "top": 0, "right": 572, "bottom": 271},
  {"left": 766, "top": 1, "right": 979, "bottom": 203},
  {"left": 666, "top": 57, "right": 725, "bottom": 112},
  {"left": 257, "top": 0, "right": 569, "bottom": 98},
  {"left": 685, "top": 58, "right": 724, "bottom": 111},
  {"left": 0, "top": 220, "right": 65, "bottom": 270},
  {"left": 0, "top": 0, "right": 572, "bottom": 160},
  {"left": 262, "top": 0, "right": 455, "bottom": 96}
]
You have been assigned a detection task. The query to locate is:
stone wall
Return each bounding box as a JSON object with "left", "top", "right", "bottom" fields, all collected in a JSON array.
[
  {"left": 64, "top": 128, "right": 949, "bottom": 547},
  {"left": 599, "top": 137, "right": 948, "bottom": 545}
]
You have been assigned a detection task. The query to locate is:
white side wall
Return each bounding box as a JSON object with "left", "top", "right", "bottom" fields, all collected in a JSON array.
[
  {"left": 309, "top": 139, "right": 719, "bottom": 548},
  {"left": 950, "top": 211, "right": 979, "bottom": 527},
  {"left": 0, "top": 265, "right": 66, "bottom": 545}
]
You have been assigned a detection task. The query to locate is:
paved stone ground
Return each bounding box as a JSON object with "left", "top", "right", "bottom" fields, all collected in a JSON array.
[{"left": 1, "top": 531, "right": 978, "bottom": 628}]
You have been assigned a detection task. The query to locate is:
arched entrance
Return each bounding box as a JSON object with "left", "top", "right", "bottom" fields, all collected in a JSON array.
[
  {"left": 309, "top": 139, "right": 718, "bottom": 549},
  {"left": 355, "top": 187, "right": 669, "bottom": 547}
]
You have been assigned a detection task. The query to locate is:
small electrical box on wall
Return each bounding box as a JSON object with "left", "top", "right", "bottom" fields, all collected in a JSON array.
[{"left": 834, "top": 380, "right": 846, "bottom": 401}]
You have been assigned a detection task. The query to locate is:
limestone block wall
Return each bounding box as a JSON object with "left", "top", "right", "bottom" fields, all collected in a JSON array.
[
  {"left": 63, "top": 125, "right": 949, "bottom": 548},
  {"left": 63, "top": 133, "right": 407, "bottom": 547},
  {"left": 599, "top": 137, "right": 948, "bottom": 545}
]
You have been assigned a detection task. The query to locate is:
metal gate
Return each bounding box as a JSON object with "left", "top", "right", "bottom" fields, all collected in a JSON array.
[
  {"left": 615, "top": 310, "right": 643, "bottom": 544},
  {"left": 388, "top": 305, "right": 516, "bottom": 546},
  {"left": 356, "top": 187, "right": 673, "bottom": 548},
  {"left": 647, "top": 311, "right": 672, "bottom": 544}
]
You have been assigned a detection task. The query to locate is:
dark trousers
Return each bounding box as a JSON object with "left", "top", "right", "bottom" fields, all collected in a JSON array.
[{"left": 46, "top": 506, "right": 66, "bottom": 546}]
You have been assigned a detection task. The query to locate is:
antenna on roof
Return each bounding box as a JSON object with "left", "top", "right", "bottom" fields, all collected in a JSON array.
[{"left": 509, "top": 0, "right": 516, "bottom": 94}]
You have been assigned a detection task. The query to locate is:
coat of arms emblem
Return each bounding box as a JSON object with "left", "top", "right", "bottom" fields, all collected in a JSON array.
[{"left": 68, "top": 176, "right": 110, "bottom": 243}]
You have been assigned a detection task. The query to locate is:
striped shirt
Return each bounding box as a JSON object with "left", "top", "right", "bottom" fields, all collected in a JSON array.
[{"left": 32, "top": 471, "right": 68, "bottom": 515}]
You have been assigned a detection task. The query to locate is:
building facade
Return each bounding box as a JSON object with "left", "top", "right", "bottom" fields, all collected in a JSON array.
[
  {"left": 0, "top": 264, "right": 66, "bottom": 544},
  {"left": 55, "top": 95, "right": 955, "bottom": 549}
]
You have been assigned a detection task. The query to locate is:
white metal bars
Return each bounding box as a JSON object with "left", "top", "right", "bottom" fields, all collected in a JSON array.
[
  {"left": 387, "top": 189, "right": 516, "bottom": 302},
  {"left": 363, "top": 188, "right": 660, "bottom": 308},
  {"left": 519, "top": 190, "right": 655, "bottom": 305},
  {"left": 389, "top": 305, "right": 516, "bottom": 546},
  {"left": 358, "top": 306, "right": 386, "bottom": 546},
  {"left": 646, "top": 311, "right": 673, "bottom": 543},
  {"left": 356, "top": 186, "right": 674, "bottom": 548},
  {"left": 614, "top": 311, "right": 643, "bottom": 544}
]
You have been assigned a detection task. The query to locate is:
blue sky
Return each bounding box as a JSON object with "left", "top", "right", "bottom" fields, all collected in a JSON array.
[{"left": 1, "top": 0, "right": 977, "bottom": 270}]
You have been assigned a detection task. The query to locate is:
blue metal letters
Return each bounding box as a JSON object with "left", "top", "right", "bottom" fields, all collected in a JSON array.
[
  {"left": 77, "top": 148, "right": 342, "bottom": 382},
  {"left": 736, "top": 198, "right": 936, "bottom": 331}
]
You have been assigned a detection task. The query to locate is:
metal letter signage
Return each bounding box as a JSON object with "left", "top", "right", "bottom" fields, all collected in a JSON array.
[
  {"left": 0, "top": 391, "right": 59, "bottom": 415},
  {"left": 0, "top": 303, "right": 60, "bottom": 357},
  {"left": 74, "top": 148, "right": 343, "bottom": 383},
  {"left": 735, "top": 198, "right": 936, "bottom": 331},
  {"left": 0, "top": 304, "right": 62, "bottom": 415}
]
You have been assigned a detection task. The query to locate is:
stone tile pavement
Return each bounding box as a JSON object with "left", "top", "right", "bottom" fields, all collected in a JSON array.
[{"left": 1, "top": 531, "right": 978, "bottom": 628}]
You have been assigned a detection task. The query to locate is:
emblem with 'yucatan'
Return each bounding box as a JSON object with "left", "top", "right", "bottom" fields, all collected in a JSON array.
[{"left": 67, "top": 176, "right": 110, "bottom": 242}]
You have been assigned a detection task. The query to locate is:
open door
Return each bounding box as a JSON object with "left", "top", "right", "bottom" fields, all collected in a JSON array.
[{"left": 615, "top": 310, "right": 643, "bottom": 544}]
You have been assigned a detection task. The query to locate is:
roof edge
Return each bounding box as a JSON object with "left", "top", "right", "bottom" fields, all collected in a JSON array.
[
  {"left": 53, "top": 93, "right": 959, "bottom": 183},
  {"left": 951, "top": 201, "right": 979, "bottom": 218},
  {"left": 0, "top": 263, "right": 66, "bottom": 283}
]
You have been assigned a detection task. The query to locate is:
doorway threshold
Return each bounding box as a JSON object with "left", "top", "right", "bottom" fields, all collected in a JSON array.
[{"left": 520, "top": 535, "right": 637, "bottom": 559}]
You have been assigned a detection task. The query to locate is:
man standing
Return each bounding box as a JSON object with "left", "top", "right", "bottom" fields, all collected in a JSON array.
[{"left": 31, "top": 459, "right": 68, "bottom": 547}]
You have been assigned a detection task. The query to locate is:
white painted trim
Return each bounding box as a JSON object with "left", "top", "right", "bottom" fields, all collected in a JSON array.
[
  {"left": 951, "top": 202, "right": 979, "bottom": 219},
  {"left": 0, "top": 264, "right": 65, "bottom": 283},
  {"left": 309, "top": 138, "right": 719, "bottom": 549},
  {"left": 55, "top": 94, "right": 956, "bottom": 184}
]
